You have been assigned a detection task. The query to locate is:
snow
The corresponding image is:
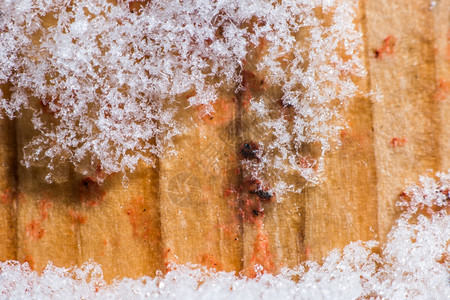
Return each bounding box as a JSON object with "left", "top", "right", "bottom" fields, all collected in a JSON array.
[{"left": 0, "top": 0, "right": 362, "bottom": 191}]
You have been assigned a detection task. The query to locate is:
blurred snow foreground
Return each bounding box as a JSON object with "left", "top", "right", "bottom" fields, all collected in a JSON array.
[
  {"left": 0, "top": 171, "right": 449, "bottom": 299},
  {"left": 0, "top": 0, "right": 363, "bottom": 191}
]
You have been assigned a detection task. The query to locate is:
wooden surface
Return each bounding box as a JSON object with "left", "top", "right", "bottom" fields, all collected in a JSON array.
[{"left": 0, "top": 0, "right": 449, "bottom": 281}]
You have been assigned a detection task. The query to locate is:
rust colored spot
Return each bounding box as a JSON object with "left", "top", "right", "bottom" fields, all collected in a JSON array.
[
  {"left": 68, "top": 210, "right": 87, "bottom": 226},
  {"left": 26, "top": 220, "right": 45, "bottom": 240},
  {"left": 79, "top": 177, "right": 105, "bottom": 207},
  {"left": 25, "top": 199, "right": 52, "bottom": 241},
  {"left": 298, "top": 155, "right": 317, "bottom": 170},
  {"left": 437, "top": 240, "right": 450, "bottom": 265},
  {"left": 246, "top": 227, "right": 275, "bottom": 278},
  {"left": 199, "top": 253, "right": 223, "bottom": 270},
  {"left": 215, "top": 222, "right": 239, "bottom": 240},
  {"left": 23, "top": 255, "right": 36, "bottom": 270},
  {"left": 39, "top": 199, "right": 52, "bottom": 221},
  {"left": 399, "top": 191, "right": 411, "bottom": 202},
  {"left": 434, "top": 78, "right": 450, "bottom": 101},
  {"left": 224, "top": 188, "right": 238, "bottom": 198},
  {"left": 0, "top": 188, "right": 14, "bottom": 205},
  {"left": 305, "top": 245, "right": 311, "bottom": 259},
  {"left": 340, "top": 129, "right": 349, "bottom": 139},
  {"left": 390, "top": 136, "right": 407, "bottom": 147},
  {"left": 374, "top": 35, "right": 397, "bottom": 59},
  {"left": 125, "top": 196, "right": 160, "bottom": 243},
  {"left": 340, "top": 126, "right": 371, "bottom": 151},
  {"left": 163, "top": 248, "right": 178, "bottom": 273},
  {"left": 198, "top": 97, "right": 235, "bottom": 125}
]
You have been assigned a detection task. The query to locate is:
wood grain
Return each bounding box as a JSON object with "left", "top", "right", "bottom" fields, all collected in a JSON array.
[
  {"left": 15, "top": 110, "right": 79, "bottom": 271},
  {"left": 159, "top": 93, "right": 243, "bottom": 273},
  {"left": 0, "top": 102, "right": 17, "bottom": 261},
  {"left": 0, "top": 0, "right": 448, "bottom": 279},
  {"left": 365, "top": 0, "right": 442, "bottom": 241}
]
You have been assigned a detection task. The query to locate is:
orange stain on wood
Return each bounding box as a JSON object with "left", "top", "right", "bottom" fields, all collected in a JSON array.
[
  {"left": 25, "top": 199, "right": 53, "bottom": 241},
  {"left": 298, "top": 155, "right": 317, "bottom": 170},
  {"left": 219, "top": 188, "right": 242, "bottom": 241},
  {"left": 198, "top": 97, "right": 235, "bottom": 126},
  {"left": 38, "top": 199, "right": 52, "bottom": 220},
  {"left": 246, "top": 225, "right": 276, "bottom": 278},
  {"left": 26, "top": 220, "right": 45, "bottom": 240},
  {"left": 215, "top": 222, "right": 240, "bottom": 240},
  {"left": 125, "top": 196, "right": 160, "bottom": 243},
  {"left": 340, "top": 127, "right": 371, "bottom": 150},
  {"left": 199, "top": 253, "right": 223, "bottom": 270},
  {"left": 374, "top": 35, "right": 397, "bottom": 59},
  {"left": 0, "top": 188, "right": 14, "bottom": 205},
  {"left": 434, "top": 78, "right": 450, "bottom": 101},
  {"left": 23, "top": 255, "right": 36, "bottom": 270},
  {"left": 305, "top": 245, "right": 311, "bottom": 259},
  {"left": 390, "top": 136, "right": 407, "bottom": 147},
  {"left": 163, "top": 248, "right": 178, "bottom": 273},
  {"left": 68, "top": 210, "right": 87, "bottom": 229}
]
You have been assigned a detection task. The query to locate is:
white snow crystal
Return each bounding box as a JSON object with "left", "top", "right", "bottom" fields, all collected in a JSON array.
[{"left": 0, "top": 0, "right": 363, "bottom": 190}]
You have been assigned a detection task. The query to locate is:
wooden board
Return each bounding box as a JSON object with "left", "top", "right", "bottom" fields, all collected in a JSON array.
[{"left": 0, "top": 0, "right": 448, "bottom": 281}]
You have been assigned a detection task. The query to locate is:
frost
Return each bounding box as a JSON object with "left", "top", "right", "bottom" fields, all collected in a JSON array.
[
  {"left": 0, "top": 0, "right": 363, "bottom": 188},
  {"left": 0, "top": 171, "right": 448, "bottom": 299}
]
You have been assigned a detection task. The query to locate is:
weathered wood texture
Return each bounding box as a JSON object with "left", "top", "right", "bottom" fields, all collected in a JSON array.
[{"left": 0, "top": 0, "right": 448, "bottom": 281}]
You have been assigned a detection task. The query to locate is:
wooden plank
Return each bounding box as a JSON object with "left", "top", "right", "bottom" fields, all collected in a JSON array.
[
  {"left": 159, "top": 93, "right": 243, "bottom": 273},
  {"left": 365, "top": 0, "right": 441, "bottom": 241},
  {"left": 75, "top": 163, "right": 163, "bottom": 281},
  {"left": 0, "top": 82, "right": 17, "bottom": 261},
  {"left": 11, "top": 9, "right": 79, "bottom": 271},
  {"left": 236, "top": 36, "right": 306, "bottom": 274},
  {"left": 298, "top": 4, "right": 379, "bottom": 262},
  {"left": 14, "top": 109, "right": 79, "bottom": 271},
  {"left": 302, "top": 96, "right": 379, "bottom": 261},
  {"left": 238, "top": 64, "right": 281, "bottom": 276},
  {"left": 432, "top": 0, "right": 450, "bottom": 170}
]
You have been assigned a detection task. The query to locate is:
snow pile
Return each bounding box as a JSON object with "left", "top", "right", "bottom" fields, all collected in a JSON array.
[
  {"left": 0, "top": 0, "right": 363, "bottom": 188},
  {"left": 0, "top": 172, "right": 448, "bottom": 299}
]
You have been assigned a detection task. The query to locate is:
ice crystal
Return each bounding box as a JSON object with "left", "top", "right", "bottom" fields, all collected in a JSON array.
[{"left": 0, "top": 0, "right": 362, "bottom": 187}]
